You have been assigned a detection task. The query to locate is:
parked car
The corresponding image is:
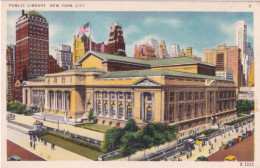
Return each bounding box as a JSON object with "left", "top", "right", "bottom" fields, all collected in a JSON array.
[
  {"left": 233, "top": 138, "right": 239, "bottom": 144},
  {"left": 7, "top": 156, "right": 21, "bottom": 161},
  {"left": 237, "top": 136, "right": 243, "bottom": 142},
  {"left": 195, "top": 156, "right": 208, "bottom": 161},
  {"left": 224, "top": 155, "right": 237, "bottom": 161},
  {"left": 246, "top": 131, "right": 253, "bottom": 136},
  {"left": 242, "top": 133, "right": 248, "bottom": 139},
  {"left": 219, "top": 144, "right": 229, "bottom": 150},
  {"left": 228, "top": 140, "right": 235, "bottom": 147}
]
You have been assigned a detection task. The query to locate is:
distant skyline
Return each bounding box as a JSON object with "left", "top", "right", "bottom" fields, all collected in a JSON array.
[{"left": 7, "top": 11, "right": 253, "bottom": 58}]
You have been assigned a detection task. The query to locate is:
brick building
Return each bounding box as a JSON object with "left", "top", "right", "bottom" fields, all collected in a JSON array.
[
  {"left": 107, "top": 22, "right": 126, "bottom": 56},
  {"left": 6, "top": 46, "right": 15, "bottom": 102},
  {"left": 134, "top": 44, "right": 156, "bottom": 60},
  {"left": 48, "top": 55, "right": 63, "bottom": 74},
  {"left": 16, "top": 10, "right": 49, "bottom": 80}
]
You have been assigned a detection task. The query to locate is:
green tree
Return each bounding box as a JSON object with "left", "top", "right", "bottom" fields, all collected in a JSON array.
[
  {"left": 137, "top": 133, "right": 153, "bottom": 158},
  {"left": 88, "top": 110, "right": 94, "bottom": 122},
  {"left": 104, "top": 127, "right": 124, "bottom": 152},
  {"left": 120, "top": 132, "right": 138, "bottom": 161},
  {"left": 124, "top": 118, "right": 138, "bottom": 132}
]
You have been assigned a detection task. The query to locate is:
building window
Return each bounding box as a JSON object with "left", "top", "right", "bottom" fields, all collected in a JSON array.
[
  {"left": 119, "top": 104, "right": 123, "bottom": 117},
  {"left": 169, "top": 104, "right": 174, "bottom": 121},
  {"left": 195, "top": 103, "right": 198, "bottom": 117},
  {"left": 127, "top": 105, "right": 132, "bottom": 118},
  {"left": 97, "top": 103, "right": 101, "bottom": 114},
  {"left": 147, "top": 93, "right": 152, "bottom": 101},
  {"left": 178, "top": 104, "right": 183, "bottom": 120},
  {"left": 179, "top": 92, "right": 184, "bottom": 101},
  {"left": 170, "top": 92, "right": 175, "bottom": 102},
  {"left": 186, "top": 104, "right": 192, "bottom": 118},
  {"left": 104, "top": 103, "right": 108, "bottom": 115},
  {"left": 200, "top": 92, "right": 205, "bottom": 99},
  {"left": 127, "top": 93, "right": 132, "bottom": 100},
  {"left": 186, "top": 92, "right": 192, "bottom": 100},
  {"left": 111, "top": 104, "right": 115, "bottom": 116},
  {"left": 111, "top": 93, "right": 115, "bottom": 99},
  {"left": 147, "top": 106, "right": 152, "bottom": 121},
  {"left": 201, "top": 103, "right": 205, "bottom": 115},
  {"left": 119, "top": 93, "right": 123, "bottom": 100},
  {"left": 195, "top": 92, "right": 199, "bottom": 99},
  {"left": 104, "top": 92, "right": 108, "bottom": 99}
]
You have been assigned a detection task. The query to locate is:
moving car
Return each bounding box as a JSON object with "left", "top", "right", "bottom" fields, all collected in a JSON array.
[
  {"left": 219, "top": 144, "right": 229, "bottom": 150},
  {"left": 224, "top": 155, "right": 237, "bottom": 161},
  {"left": 242, "top": 133, "right": 248, "bottom": 139},
  {"left": 233, "top": 138, "right": 239, "bottom": 144},
  {"left": 237, "top": 136, "right": 243, "bottom": 142},
  {"left": 195, "top": 156, "right": 208, "bottom": 161},
  {"left": 246, "top": 131, "right": 253, "bottom": 136},
  {"left": 7, "top": 156, "right": 21, "bottom": 161},
  {"left": 228, "top": 140, "right": 235, "bottom": 147}
]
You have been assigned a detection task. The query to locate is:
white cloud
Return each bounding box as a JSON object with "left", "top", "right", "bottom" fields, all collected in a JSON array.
[
  {"left": 247, "top": 26, "right": 254, "bottom": 37},
  {"left": 144, "top": 17, "right": 180, "bottom": 28},
  {"left": 124, "top": 25, "right": 140, "bottom": 38},
  {"left": 126, "top": 34, "right": 162, "bottom": 57}
]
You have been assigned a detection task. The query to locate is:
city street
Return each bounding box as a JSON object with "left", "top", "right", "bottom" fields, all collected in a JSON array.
[
  {"left": 208, "top": 135, "right": 254, "bottom": 161},
  {"left": 7, "top": 140, "right": 45, "bottom": 161},
  {"left": 7, "top": 127, "right": 91, "bottom": 161},
  {"left": 167, "top": 121, "right": 254, "bottom": 161}
]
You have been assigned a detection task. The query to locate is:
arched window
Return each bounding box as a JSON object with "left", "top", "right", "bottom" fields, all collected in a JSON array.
[
  {"left": 104, "top": 103, "right": 108, "bottom": 115},
  {"left": 119, "top": 104, "right": 123, "bottom": 117},
  {"left": 111, "top": 104, "right": 115, "bottom": 116},
  {"left": 147, "top": 106, "right": 152, "bottom": 121},
  {"left": 97, "top": 103, "right": 101, "bottom": 114},
  {"left": 127, "top": 105, "right": 132, "bottom": 118}
]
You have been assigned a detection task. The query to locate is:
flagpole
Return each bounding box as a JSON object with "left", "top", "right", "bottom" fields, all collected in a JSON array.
[{"left": 89, "top": 22, "right": 92, "bottom": 51}]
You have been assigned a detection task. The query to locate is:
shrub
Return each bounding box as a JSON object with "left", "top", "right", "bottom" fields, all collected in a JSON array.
[
  {"left": 88, "top": 110, "right": 94, "bottom": 122},
  {"left": 104, "top": 127, "right": 124, "bottom": 152},
  {"left": 123, "top": 118, "right": 138, "bottom": 132}
]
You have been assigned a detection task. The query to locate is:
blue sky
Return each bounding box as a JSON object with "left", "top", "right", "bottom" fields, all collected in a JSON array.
[{"left": 7, "top": 11, "right": 253, "bottom": 58}]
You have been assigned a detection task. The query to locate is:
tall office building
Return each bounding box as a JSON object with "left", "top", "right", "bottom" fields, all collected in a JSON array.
[
  {"left": 107, "top": 22, "right": 126, "bottom": 56},
  {"left": 147, "top": 38, "right": 159, "bottom": 59},
  {"left": 16, "top": 10, "right": 49, "bottom": 80},
  {"left": 6, "top": 46, "right": 15, "bottom": 102},
  {"left": 235, "top": 20, "right": 248, "bottom": 84},
  {"left": 204, "top": 45, "right": 244, "bottom": 87},
  {"left": 134, "top": 44, "right": 156, "bottom": 60},
  {"left": 246, "top": 42, "right": 254, "bottom": 76},
  {"left": 169, "top": 44, "right": 180, "bottom": 57},
  {"left": 53, "top": 44, "right": 73, "bottom": 70},
  {"left": 158, "top": 40, "right": 169, "bottom": 59}
]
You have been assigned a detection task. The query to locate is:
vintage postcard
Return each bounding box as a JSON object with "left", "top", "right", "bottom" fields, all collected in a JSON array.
[{"left": 1, "top": 1, "right": 260, "bottom": 168}]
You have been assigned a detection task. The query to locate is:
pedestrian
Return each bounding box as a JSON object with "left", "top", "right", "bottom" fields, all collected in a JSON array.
[
  {"left": 30, "top": 141, "right": 32, "bottom": 147},
  {"left": 190, "top": 151, "right": 192, "bottom": 156},
  {"left": 209, "top": 149, "right": 211, "bottom": 154},
  {"left": 51, "top": 144, "right": 53, "bottom": 150},
  {"left": 41, "top": 138, "right": 43, "bottom": 142},
  {"left": 186, "top": 152, "right": 189, "bottom": 159},
  {"left": 33, "top": 143, "right": 35, "bottom": 149},
  {"left": 214, "top": 138, "right": 216, "bottom": 143},
  {"left": 53, "top": 144, "right": 55, "bottom": 149}
]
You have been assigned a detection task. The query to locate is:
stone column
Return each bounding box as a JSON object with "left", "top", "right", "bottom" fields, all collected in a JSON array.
[
  {"left": 131, "top": 92, "right": 134, "bottom": 118},
  {"left": 45, "top": 90, "right": 48, "bottom": 109},
  {"left": 151, "top": 93, "right": 155, "bottom": 121},
  {"left": 94, "top": 92, "right": 97, "bottom": 115},
  {"left": 101, "top": 92, "right": 104, "bottom": 116},
  {"left": 122, "top": 92, "right": 126, "bottom": 120},
  {"left": 108, "top": 92, "right": 111, "bottom": 117},
  {"left": 141, "top": 93, "right": 144, "bottom": 120},
  {"left": 115, "top": 92, "right": 118, "bottom": 118},
  {"left": 54, "top": 91, "right": 57, "bottom": 110}
]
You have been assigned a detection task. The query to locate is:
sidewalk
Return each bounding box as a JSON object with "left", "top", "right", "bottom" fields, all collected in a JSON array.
[
  {"left": 7, "top": 127, "right": 90, "bottom": 161},
  {"left": 168, "top": 122, "right": 253, "bottom": 161},
  {"left": 12, "top": 113, "right": 104, "bottom": 141}
]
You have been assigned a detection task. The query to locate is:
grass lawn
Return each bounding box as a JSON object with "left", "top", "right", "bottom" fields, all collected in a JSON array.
[
  {"left": 78, "top": 123, "right": 112, "bottom": 133},
  {"left": 41, "top": 134, "right": 103, "bottom": 160}
]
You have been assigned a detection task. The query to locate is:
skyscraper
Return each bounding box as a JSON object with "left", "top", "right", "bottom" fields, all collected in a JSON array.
[
  {"left": 235, "top": 20, "right": 247, "bottom": 84},
  {"left": 16, "top": 10, "right": 49, "bottom": 80},
  {"left": 107, "top": 22, "right": 126, "bottom": 56},
  {"left": 158, "top": 40, "right": 169, "bottom": 59},
  {"left": 6, "top": 46, "right": 15, "bottom": 102},
  {"left": 53, "top": 44, "right": 73, "bottom": 70},
  {"left": 169, "top": 44, "right": 180, "bottom": 57},
  {"left": 147, "top": 38, "right": 159, "bottom": 59}
]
